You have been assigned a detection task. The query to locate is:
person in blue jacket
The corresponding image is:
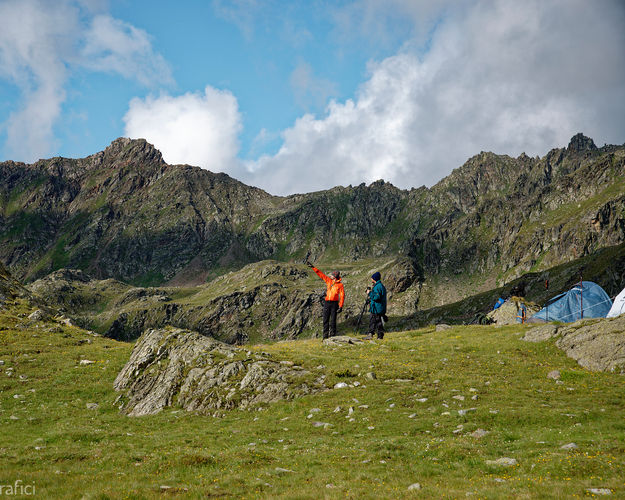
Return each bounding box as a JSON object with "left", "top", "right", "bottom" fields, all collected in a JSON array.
[{"left": 366, "top": 271, "right": 387, "bottom": 339}]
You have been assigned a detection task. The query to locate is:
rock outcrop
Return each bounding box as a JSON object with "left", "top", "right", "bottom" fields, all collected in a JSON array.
[
  {"left": 523, "top": 316, "right": 625, "bottom": 372},
  {"left": 114, "top": 327, "right": 326, "bottom": 416}
]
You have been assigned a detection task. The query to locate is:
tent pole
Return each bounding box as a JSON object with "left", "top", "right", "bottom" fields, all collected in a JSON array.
[{"left": 580, "top": 274, "right": 583, "bottom": 320}]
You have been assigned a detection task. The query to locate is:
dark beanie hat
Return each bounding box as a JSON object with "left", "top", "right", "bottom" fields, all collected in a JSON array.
[
  {"left": 371, "top": 272, "right": 381, "bottom": 281},
  {"left": 331, "top": 270, "right": 340, "bottom": 279}
]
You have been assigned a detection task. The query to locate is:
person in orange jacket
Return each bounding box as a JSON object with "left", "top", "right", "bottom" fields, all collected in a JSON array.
[{"left": 307, "top": 260, "right": 345, "bottom": 339}]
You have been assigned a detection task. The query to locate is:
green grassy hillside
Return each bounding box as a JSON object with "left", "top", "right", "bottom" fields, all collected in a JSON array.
[{"left": 1, "top": 300, "right": 623, "bottom": 498}]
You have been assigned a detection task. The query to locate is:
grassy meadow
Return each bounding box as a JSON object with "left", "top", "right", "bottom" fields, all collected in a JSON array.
[{"left": 0, "top": 300, "right": 624, "bottom": 498}]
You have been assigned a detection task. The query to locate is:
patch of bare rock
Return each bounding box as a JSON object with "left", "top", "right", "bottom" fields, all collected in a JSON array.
[
  {"left": 522, "top": 316, "right": 625, "bottom": 373},
  {"left": 114, "top": 327, "right": 326, "bottom": 416}
]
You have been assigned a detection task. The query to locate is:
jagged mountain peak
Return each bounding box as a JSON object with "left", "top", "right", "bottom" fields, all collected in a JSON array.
[
  {"left": 567, "top": 133, "right": 597, "bottom": 152},
  {"left": 90, "top": 137, "right": 165, "bottom": 169}
]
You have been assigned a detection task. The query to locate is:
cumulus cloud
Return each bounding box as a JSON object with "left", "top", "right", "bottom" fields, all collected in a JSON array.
[
  {"left": 245, "top": 0, "right": 625, "bottom": 195},
  {"left": 0, "top": 0, "right": 171, "bottom": 162},
  {"left": 123, "top": 87, "right": 242, "bottom": 172}
]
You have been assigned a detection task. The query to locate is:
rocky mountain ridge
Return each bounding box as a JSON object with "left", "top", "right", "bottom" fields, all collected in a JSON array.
[{"left": 2, "top": 134, "right": 624, "bottom": 311}]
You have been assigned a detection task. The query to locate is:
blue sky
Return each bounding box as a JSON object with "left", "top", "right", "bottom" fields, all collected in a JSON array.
[{"left": 1, "top": 0, "right": 624, "bottom": 195}]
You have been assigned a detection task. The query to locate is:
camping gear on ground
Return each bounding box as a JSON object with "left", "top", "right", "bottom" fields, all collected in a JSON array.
[
  {"left": 607, "top": 287, "right": 625, "bottom": 318},
  {"left": 493, "top": 298, "right": 505, "bottom": 310},
  {"left": 530, "top": 281, "right": 612, "bottom": 323}
]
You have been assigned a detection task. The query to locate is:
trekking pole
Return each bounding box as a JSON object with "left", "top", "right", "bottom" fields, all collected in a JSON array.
[
  {"left": 356, "top": 287, "right": 371, "bottom": 332},
  {"left": 356, "top": 297, "right": 370, "bottom": 329}
]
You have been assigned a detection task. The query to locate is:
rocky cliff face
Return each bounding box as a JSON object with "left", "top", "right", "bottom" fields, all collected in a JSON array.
[{"left": 3, "top": 134, "right": 625, "bottom": 309}]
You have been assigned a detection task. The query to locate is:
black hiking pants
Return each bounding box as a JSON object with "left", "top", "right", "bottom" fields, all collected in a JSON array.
[
  {"left": 368, "top": 313, "right": 384, "bottom": 339},
  {"left": 323, "top": 300, "right": 339, "bottom": 338}
]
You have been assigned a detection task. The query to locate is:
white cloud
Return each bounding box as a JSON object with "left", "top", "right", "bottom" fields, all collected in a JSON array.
[
  {"left": 123, "top": 87, "right": 242, "bottom": 172},
  {"left": 290, "top": 61, "right": 338, "bottom": 112},
  {"left": 0, "top": 0, "right": 171, "bottom": 162},
  {"left": 244, "top": 0, "right": 625, "bottom": 195},
  {"left": 81, "top": 15, "right": 173, "bottom": 86}
]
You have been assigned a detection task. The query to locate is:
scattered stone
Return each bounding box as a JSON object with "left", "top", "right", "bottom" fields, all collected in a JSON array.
[
  {"left": 0, "top": 360, "right": 4, "bottom": 365},
  {"left": 9, "top": 415, "right": 19, "bottom": 420},
  {"left": 275, "top": 467, "right": 294, "bottom": 473},
  {"left": 28, "top": 309, "right": 46, "bottom": 322},
  {"left": 311, "top": 422, "right": 332, "bottom": 429},
  {"left": 326, "top": 484, "right": 335, "bottom": 489},
  {"left": 408, "top": 413, "right": 417, "bottom": 418},
  {"left": 80, "top": 360, "right": 95, "bottom": 366},
  {"left": 365, "top": 372, "right": 377, "bottom": 380},
  {"left": 436, "top": 324, "right": 451, "bottom": 331},
  {"left": 560, "top": 442, "right": 578, "bottom": 450},
  {"left": 58, "top": 316, "right": 77, "bottom": 327},
  {"left": 486, "top": 457, "right": 518, "bottom": 467},
  {"left": 470, "top": 429, "right": 489, "bottom": 439},
  {"left": 86, "top": 403, "right": 99, "bottom": 410},
  {"left": 309, "top": 408, "right": 321, "bottom": 413},
  {"left": 333, "top": 406, "right": 341, "bottom": 413},
  {"left": 416, "top": 398, "right": 428, "bottom": 403},
  {"left": 586, "top": 488, "right": 612, "bottom": 496},
  {"left": 334, "top": 382, "right": 349, "bottom": 389},
  {"left": 471, "top": 395, "right": 478, "bottom": 400},
  {"left": 367, "top": 426, "right": 375, "bottom": 430},
  {"left": 280, "top": 360, "right": 294, "bottom": 366},
  {"left": 458, "top": 408, "right": 477, "bottom": 416},
  {"left": 407, "top": 483, "right": 421, "bottom": 491},
  {"left": 547, "top": 370, "right": 561, "bottom": 380},
  {"left": 453, "top": 395, "right": 465, "bottom": 401},
  {"left": 323, "top": 335, "right": 363, "bottom": 346}
]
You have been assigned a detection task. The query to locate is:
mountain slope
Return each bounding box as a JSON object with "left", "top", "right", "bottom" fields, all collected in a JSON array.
[{"left": 2, "top": 134, "right": 624, "bottom": 309}]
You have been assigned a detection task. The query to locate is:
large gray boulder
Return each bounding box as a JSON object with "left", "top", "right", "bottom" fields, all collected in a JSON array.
[
  {"left": 114, "top": 327, "right": 326, "bottom": 416},
  {"left": 523, "top": 316, "right": 625, "bottom": 373}
]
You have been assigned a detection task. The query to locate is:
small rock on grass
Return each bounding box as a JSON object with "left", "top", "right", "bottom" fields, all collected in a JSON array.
[
  {"left": 586, "top": 488, "right": 612, "bottom": 495},
  {"left": 275, "top": 467, "right": 295, "bottom": 473},
  {"left": 334, "top": 382, "right": 349, "bottom": 389},
  {"left": 86, "top": 403, "right": 99, "bottom": 410},
  {"left": 407, "top": 483, "right": 421, "bottom": 491},
  {"left": 486, "top": 457, "right": 517, "bottom": 467},
  {"left": 79, "top": 359, "right": 95, "bottom": 366},
  {"left": 470, "top": 429, "right": 489, "bottom": 439},
  {"left": 560, "top": 442, "right": 578, "bottom": 450},
  {"left": 547, "top": 370, "right": 561, "bottom": 380}
]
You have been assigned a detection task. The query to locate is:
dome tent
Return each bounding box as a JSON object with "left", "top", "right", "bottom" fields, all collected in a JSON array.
[
  {"left": 607, "top": 287, "right": 625, "bottom": 318},
  {"left": 530, "top": 281, "right": 612, "bottom": 323}
]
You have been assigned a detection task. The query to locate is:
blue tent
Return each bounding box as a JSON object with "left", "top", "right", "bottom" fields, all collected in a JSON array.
[{"left": 530, "top": 281, "right": 612, "bottom": 323}]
